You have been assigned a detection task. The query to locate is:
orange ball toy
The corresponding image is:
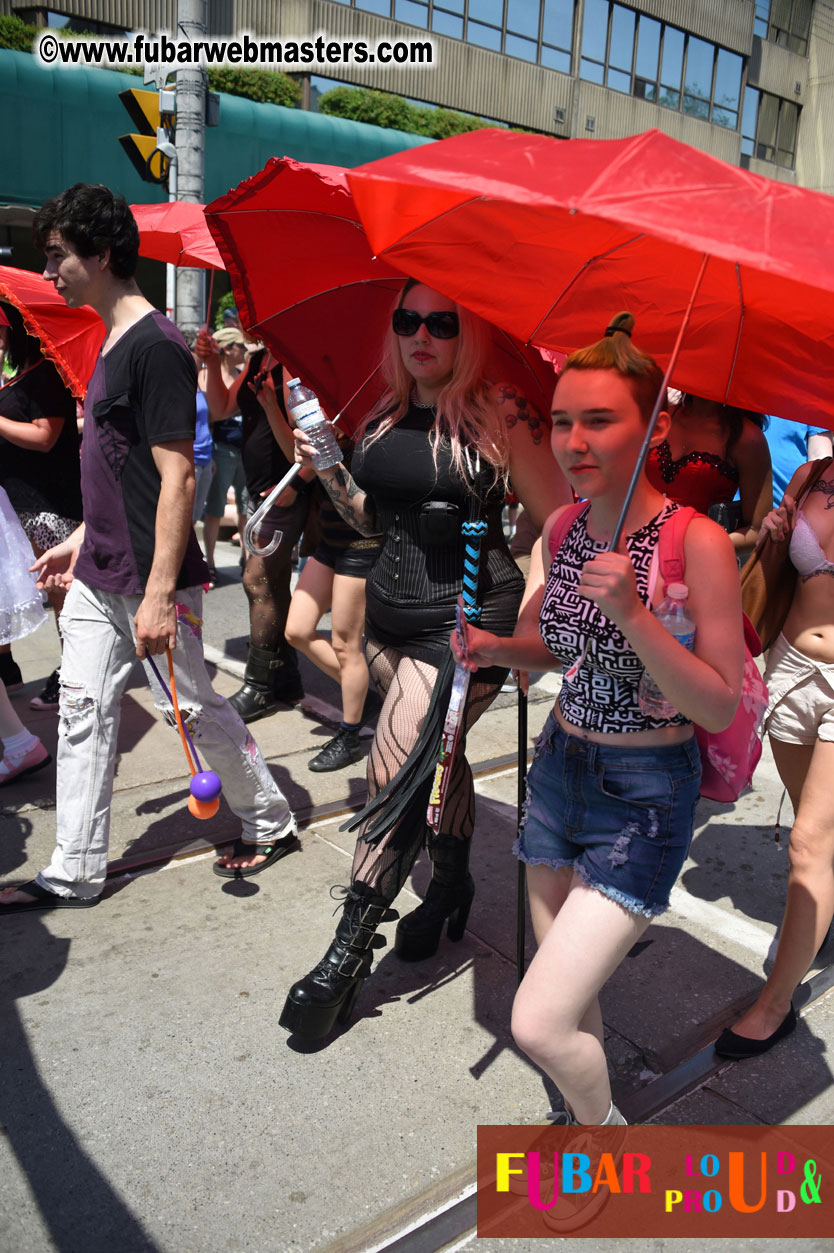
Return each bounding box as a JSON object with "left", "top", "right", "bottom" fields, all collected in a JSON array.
[{"left": 188, "top": 794, "right": 220, "bottom": 820}]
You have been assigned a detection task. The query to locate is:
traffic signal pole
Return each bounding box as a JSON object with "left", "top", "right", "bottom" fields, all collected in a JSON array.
[{"left": 174, "top": 0, "right": 206, "bottom": 336}]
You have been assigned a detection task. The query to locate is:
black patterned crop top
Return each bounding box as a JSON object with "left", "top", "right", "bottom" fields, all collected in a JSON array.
[{"left": 539, "top": 502, "right": 691, "bottom": 734}]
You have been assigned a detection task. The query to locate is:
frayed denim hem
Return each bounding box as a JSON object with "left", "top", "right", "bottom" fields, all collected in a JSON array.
[
  {"left": 512, "top": 836, "right": 577, "bottom": 874},
  {"left": 572, "top": 861, "right": 668, "bottom": 919}
]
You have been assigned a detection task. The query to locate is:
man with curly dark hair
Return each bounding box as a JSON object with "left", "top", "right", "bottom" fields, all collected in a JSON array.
[{"left": 0, "top": 185, "right": 297, "bottom": 912}]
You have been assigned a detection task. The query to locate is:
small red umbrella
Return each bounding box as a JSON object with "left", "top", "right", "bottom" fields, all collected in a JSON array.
[
  {"left": 347, "top": 127, "right": 834, "bottom": 432},
  {"left": 204, "top": 156, "right": 558, "bottom": 433},
  {"left": 0, "top": 265, "right": 104, "bottom": 398},
  {"left": 131, "top": 202, "right": 224, "bottom": 270}
]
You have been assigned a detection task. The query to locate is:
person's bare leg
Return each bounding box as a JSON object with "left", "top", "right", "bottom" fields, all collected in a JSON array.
[
  {"left": 202, "top": 514, "right": 221, "bottom": 568},
  {"left": 512, "top": 876, "right": 650, "bottom": 1124},
  {"left": 525, "top": 863, "right": 606, "bottom": 1067},
  {"left": 730, "top": 737, "right": 834, "bottom": 1040},
  {"left": 0, "top": 678, "right": 27, "bottom": 742},
  {"left": 285, "top": 558, "right": 340, "bottom": 683},
  {"left": 329, "top": 572, "right": 369, "bottom": 725}
]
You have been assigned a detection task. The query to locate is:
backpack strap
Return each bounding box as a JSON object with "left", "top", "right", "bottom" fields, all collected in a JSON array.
[
  {"left": 655, "top": 505, "right": 699, "bottom": 593},
  {"left": 547, "top": 502, "right": 589, "bottom": 560}
]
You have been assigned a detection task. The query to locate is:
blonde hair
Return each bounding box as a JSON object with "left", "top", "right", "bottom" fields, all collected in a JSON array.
[
  {"left": 354, "top": 280, "right": 510, "bottom": 483},
  {"left": 561, "top": 312, "right": 664, "bottom": 421}
]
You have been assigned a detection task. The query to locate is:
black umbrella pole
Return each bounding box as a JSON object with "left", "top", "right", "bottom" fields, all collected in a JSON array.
[{"left": 516, "top": 682, "right": 528, "bottom": 986}]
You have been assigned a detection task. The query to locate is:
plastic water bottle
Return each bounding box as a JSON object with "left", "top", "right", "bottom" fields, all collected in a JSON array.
[
  {"left": 637, "top": 582, "right": 696, "bottom": 719},
  {"left": 286, "top": 378, "right": 343, "bottom": 471}
]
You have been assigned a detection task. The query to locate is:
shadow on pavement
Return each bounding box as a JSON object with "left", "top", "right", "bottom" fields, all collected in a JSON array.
[{"left": 0, "top": 909, "right": 158, "bottom": 1252}]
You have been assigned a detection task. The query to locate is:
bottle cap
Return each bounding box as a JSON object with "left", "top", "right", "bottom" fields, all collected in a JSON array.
[
  {"left": 667, "top": 582, "right": 689, "bottom": 599},
  {"left": 287, "top": 377, "right": 300, "bottom": 387}
]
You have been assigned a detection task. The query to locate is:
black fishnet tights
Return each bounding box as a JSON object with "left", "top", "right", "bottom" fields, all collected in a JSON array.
[
  {"left": 241, "top": 550, "right": 293, "bottom": 652},
  {"left": 350, "top": 637, "right": 505, "bottom": 900}
]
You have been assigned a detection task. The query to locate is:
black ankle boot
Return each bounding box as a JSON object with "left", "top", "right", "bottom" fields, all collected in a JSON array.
[
  {"left": 280, "top": 885, "right": 397, "bottom": 1040},
  {"left": 394, "top": 835, "right": 474, "bottom": 962},
  {"left": 271, "top": 641, "right": 304, "bottom": 705},
  {"left": 228, "top": 645, "right": 283, "bottom": 723}
]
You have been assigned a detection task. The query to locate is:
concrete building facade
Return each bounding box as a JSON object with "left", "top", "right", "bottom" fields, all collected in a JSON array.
[{"left": 4, "top": 0, "right": 833, "bottom": 190}]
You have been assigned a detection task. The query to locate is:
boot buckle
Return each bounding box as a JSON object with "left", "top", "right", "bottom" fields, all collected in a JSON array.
[{"left": 336, "top": 951, "right": 367, "bottom": 978}]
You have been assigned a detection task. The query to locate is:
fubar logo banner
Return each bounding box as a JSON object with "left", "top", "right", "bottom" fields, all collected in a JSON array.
[{"left": 476, "top": 1125, "right": 830, "bottom": 1238}]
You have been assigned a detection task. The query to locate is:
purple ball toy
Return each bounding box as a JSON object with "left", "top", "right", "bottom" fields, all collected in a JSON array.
[{"left": 190, "top": 770, "right": 222, "bottom": 801}]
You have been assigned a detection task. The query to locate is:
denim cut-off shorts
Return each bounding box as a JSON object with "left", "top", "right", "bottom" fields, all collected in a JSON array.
[{"left": 514, "top": 712, "right": 702, "bottom": 918}]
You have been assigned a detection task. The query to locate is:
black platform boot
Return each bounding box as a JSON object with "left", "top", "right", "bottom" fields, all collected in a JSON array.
[
  {"left": 279, "top": 884, "right": 398, "bottom": 1040},
  {"left": 394, "top": 835, "right": 474, "bottom": 962},
  {"left": 227, "top": 644, "right": 283, "bottom": 724}
]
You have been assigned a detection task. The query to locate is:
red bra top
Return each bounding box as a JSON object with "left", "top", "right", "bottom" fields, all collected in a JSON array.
[{"left": 646, "top": 439, "right": 739, "bottom": 514}]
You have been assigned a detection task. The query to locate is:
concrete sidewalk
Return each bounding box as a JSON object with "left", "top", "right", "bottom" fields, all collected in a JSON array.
[{"left": 1, "top": 553, "right": 832, "bottom": 1253}]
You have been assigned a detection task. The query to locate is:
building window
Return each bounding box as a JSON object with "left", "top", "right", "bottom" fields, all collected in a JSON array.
[
  {"left": 349, "top": 0, "right": 577, "bottom": 72},
  {"left": 540, "top": 0, "right": 574, "bottom": 72},
  {"left": 396, "top": 0, "right": 429, "bottom": 25},
  {"left": 46, "top": 10, "right": 129, "bottom": 34},
  {"left": 357, "top": 0, "right": 393, "bottom": 16},
  {"left": 754, "top": 0, "right": 812, "bottom": 56},
  {"left": 742, "top": 86, "right": 800, "bottom": 167},
  {"left": 580, "top": 2, "right": 742, "bottom": 130}
]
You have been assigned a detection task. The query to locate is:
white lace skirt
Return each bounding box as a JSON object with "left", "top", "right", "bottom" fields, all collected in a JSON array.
[{"left": 0, "top": 486, "right": 47, "bottom": 645}]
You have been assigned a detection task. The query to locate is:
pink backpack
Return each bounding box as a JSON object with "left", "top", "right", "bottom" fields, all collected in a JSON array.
[{"left": 547, "top": 503, "right": 768, "bottom": 802}]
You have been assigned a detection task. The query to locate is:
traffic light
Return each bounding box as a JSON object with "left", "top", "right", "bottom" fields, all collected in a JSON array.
[{"left": 118, "top": 88, "right": 175, "bottom": 186}]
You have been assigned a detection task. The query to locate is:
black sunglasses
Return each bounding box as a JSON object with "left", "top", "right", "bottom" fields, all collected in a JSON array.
[{"left": 392, "top": 308, "right": 460, "bottom": 339}]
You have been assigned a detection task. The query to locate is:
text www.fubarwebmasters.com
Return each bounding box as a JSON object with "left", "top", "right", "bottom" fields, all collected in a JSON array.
[{"left": 35, "top": 29, "right": 435, "bottom": 70}]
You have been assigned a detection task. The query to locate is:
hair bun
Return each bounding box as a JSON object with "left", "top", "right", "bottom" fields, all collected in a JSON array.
[{"left": 604, "top": 312, "right": 634, "bottom": 339}]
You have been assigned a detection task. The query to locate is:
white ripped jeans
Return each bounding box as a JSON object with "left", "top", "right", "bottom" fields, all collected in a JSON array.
[{"left": 38, "top": 579, "right": 293, "bottom": 899}]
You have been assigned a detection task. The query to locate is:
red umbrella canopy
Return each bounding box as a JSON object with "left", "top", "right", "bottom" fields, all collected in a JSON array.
[
  {"left": 347, "top": 128, "right": 834, "bottom": 431},
  {"left": 131, "top": 202, "right": 224, "bottom": 269},
  {"left": 205, "top": 156, "right": 558, "bottom": 432},
  {"left": 0, "top": 265, "right": 104, "bottom": 399}
]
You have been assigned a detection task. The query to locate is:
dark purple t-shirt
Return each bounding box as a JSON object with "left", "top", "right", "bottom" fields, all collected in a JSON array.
[{"left": 74, "top": 310, "right": 208, "bottom": 595}]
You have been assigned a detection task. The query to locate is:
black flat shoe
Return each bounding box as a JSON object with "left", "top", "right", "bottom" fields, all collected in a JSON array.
[
  {"left": 714, "top": 1005, "right": 797, "bottom": 1059},
  {"left": 308, "top": 727, "right": 363, "bottom": 773}
]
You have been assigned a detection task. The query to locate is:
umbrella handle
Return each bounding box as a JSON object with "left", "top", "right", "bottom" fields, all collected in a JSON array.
[{"left": 243, "top": 463, "right": 300, "bottom": 556}]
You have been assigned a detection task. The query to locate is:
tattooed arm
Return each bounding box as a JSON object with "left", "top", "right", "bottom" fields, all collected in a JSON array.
[
  {"left": 808, "top": 473, "right": 834, "bottom": 510},
  {"left": 494, "top": 384, "right": 572, "bottom": 532},
  {"left": 292, "top": 427, "right": 380, "bottom": 536},
  {"left": 318, "top": 463, "right": 381, "bottom": 537}
]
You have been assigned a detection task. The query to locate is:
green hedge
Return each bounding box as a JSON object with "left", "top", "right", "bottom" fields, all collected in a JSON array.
[
  {"left": 318, "top": 85, "right": 492, "bottom": 139},
  {"left": 0, "top": 15, "right": 39, "bottom": 52},
  {"left": 205, "top": 68, "right": 300, "bottom": 109}
]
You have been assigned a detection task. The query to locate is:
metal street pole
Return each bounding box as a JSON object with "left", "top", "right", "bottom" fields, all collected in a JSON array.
[{"left": 174, "top": 0, "right": 206, "bottom": 335}]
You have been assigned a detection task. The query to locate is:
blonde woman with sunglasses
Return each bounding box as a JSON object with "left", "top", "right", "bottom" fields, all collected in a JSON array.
[{"left": 280, "top": 279, "right": 570, "bottom": 1040}]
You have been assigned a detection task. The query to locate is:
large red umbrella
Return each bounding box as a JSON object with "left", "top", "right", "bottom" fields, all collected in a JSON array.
[
  {"left": 0, "top": 265, "right": 104, "bottom": 398},
  {"left": 347, "top": 127, "right": 834, "bottom": 432},
  {"left": 204, "top": 156, "right": 558, "bottom": 433},
  {"left": 131, "top": 202, "right": 224, "bottom": 269}
]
